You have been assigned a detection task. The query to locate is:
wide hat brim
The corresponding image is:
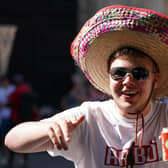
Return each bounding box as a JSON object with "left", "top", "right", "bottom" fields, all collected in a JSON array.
[{"left": 71, "top": 5, "right": 168, "bottom": 99}]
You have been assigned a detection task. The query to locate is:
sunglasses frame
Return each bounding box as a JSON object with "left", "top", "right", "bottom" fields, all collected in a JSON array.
[{"left": 110, "top": 66, "right": 150, "bottom": 81}]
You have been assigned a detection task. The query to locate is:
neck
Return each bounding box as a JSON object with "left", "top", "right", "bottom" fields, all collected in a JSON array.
[{"left": 114, "top": 101, "right": 152, "bottom": 119}]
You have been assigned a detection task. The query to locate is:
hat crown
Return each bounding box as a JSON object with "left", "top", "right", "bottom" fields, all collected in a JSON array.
[{"left": 71, "top": 5, "right": 168, "bottom": 64}]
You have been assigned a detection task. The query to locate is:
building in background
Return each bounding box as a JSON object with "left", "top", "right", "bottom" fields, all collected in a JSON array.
[
  {"left": 0, "top": 25, "right": 17, "bottom": 76},
  {"left": 163, "top": 0, "right": 168, "bottom": 16},
  {"left": 0, "top": 1, "right": 77, "bottom": 109},
  {"left": 77, "top": 0, "right": 167, "bottom": 31}
]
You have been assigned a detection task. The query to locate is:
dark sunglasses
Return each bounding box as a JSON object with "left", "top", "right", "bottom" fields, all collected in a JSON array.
[{"left": 110, "top": 67, "right": 150, "bottom": 81}]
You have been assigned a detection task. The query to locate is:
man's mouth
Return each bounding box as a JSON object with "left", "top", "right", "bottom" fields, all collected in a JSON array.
[{"left": 122, "top": 91, "right": 138, "bottom": 97}]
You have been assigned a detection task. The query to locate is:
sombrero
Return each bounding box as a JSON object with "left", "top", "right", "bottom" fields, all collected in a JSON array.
[{"left": 71, "top": 5, "right": 168, "bottom": 99}]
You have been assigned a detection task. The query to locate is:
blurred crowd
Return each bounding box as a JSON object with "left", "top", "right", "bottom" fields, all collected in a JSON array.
[
  {"left": 60, "top": 71, "right": 109, "bottom": 110},
  {"left": 0, "top": 73, "right": 39, "bottom": 168}
]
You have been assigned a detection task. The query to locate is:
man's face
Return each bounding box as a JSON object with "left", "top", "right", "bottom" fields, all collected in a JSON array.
[{"left": 109, "top": 54, "right": 159, "bottom": 118}]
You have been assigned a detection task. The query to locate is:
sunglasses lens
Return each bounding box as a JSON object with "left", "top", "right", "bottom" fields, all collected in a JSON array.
[
  {"left": 110, "top": 68, "right": 127, "bottom": 81},
  {"left": 110, "top": 67, "right": 149, "bottom": 81},
  {"left": 132, "top": 67, "right": 149, "bottom": 80}
]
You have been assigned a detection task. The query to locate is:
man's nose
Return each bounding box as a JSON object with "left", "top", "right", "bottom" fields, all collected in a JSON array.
[{"left": 122, "top": 73, "right": 135, "bottom": 84}]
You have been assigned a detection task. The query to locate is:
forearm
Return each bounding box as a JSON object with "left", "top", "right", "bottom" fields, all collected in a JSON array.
[
  {"left": 5, "top": 121, "right": 52, "bottom": 153},
  {"left": 5, "top": 113, "right": 85, "bottom": 153}
]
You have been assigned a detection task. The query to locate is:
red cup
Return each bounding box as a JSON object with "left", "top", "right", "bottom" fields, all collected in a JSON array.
[{"left": 161, "top": 128, "right": 168, "bottom": 161}]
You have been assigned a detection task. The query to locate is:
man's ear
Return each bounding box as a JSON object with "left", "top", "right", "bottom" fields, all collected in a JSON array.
[{"left": 154, "top": 72, "right": 160, "bottom": 89}]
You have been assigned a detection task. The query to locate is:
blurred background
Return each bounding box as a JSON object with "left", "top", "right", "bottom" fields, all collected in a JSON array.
[{"left": 0, "top": 0, "right": 167, "bottom": 168}]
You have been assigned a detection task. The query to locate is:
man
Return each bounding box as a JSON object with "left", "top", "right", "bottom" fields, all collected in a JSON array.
[{"left": 5, "top": 5, "right": 168, "bottom": 167}]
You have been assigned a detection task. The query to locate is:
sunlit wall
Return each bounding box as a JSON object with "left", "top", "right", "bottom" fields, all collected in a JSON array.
[{"left": 77, "top": 0, "right": 167, "bottom": 30}]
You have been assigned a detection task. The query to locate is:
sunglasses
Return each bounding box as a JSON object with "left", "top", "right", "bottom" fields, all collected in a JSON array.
[{"left": 110, "top": 67, "right": 150, "bottom": 81}]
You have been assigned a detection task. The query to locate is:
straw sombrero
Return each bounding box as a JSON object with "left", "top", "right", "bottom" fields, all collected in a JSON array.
[{"left": 71, "top": 5, "right": 168, "bottom": 99}]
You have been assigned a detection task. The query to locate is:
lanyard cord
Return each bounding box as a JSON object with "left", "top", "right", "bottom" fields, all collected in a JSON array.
[
  {"left": 126, "top": 78, "right": 156, "bottom": 168},
  {"left": 126, "top": 113, "right": 144, "bottom": 168},
  {"left": 134, "top": 78, "right": 156, "bottom": 147},
  {"left": 135, "top": 112, "right": 144, "bottom": 148}
]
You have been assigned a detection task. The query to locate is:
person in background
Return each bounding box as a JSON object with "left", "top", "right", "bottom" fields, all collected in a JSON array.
[
  {"left": 4, "top": 5, "right": 168, "bottom": 168},
  {"left": 85, "top": 82, "right": 109, "bottom": 101},
  {"left": 0, "top": 75, "right": 15, "bottom": 166},
  {"left": 61, "top": 72, "right": 87, "bottom": 110},
  {"left": 7, "top": 73, "right": 39, "bottom": 168},
  {"left": 61, "top": 72, "right": 107, "bottom": 110},
  {"left": 9, "top": 73, "right": 39, "bottom": 126}
]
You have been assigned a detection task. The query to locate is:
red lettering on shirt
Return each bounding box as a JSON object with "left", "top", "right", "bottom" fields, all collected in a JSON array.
[{"left": 104, "top": 141, "right": 159, "bottom": 167}]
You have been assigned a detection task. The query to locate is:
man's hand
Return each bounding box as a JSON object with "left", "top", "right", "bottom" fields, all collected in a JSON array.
[{"left": 48, "top": 115, "right": 85, "bottom": 150}]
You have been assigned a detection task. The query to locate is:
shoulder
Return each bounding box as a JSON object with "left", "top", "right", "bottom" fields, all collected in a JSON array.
[
  {"left": 78, "top": 99, "right": 114, "bottom": 119},
  {"left": 46, "top": 99, "right": 113, "bottom": 120},
  {"left": 153, "top": 99, "right": 168, "bottom": 108},
  {"left": 152, "top": 100, "right": 168, "bottom": 114},
  {"left": 80, "top": 99, "right": 113, "bottom": 108}
]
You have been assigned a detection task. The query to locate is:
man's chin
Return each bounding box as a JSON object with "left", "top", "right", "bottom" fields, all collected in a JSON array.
[{"left": 121, "top": 104, "right": 139, "bottom": 114}]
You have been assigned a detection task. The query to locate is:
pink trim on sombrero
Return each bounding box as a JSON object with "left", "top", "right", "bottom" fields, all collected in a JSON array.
[{"left": 70, "top": 5, "right": 168, "bottom": 56}]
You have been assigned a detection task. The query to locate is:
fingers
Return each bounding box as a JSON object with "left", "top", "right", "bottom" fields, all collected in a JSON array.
[
  {"left": 48, "top": 115, "right": 85, "bottom": 151},
  {"left": 48, "top": 122, "right": 68, "bottom": 150},
  {"left": 48, "top": 125, "right": 62, "bottom": 150},
  {"left": 61, "top": 120, "right": 71, "bottom": 142}
]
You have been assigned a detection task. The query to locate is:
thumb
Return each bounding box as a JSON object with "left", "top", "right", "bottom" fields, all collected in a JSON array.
[{"left": 69, "top": 115, "right": 85, "bottom": 131}]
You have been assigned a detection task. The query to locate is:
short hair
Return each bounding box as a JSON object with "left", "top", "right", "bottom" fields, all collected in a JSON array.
[{"left": 107, "top": 47, "right": 159, "bottom": 73}]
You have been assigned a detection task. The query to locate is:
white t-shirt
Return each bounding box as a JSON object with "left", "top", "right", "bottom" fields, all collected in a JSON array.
[{"left": 46, "top": 99, "right": 168, "bottom": 168}]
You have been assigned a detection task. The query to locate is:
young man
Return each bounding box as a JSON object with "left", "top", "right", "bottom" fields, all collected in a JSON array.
[{"left": 5, "top": 5, "right": 168, "bottom": 168}]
